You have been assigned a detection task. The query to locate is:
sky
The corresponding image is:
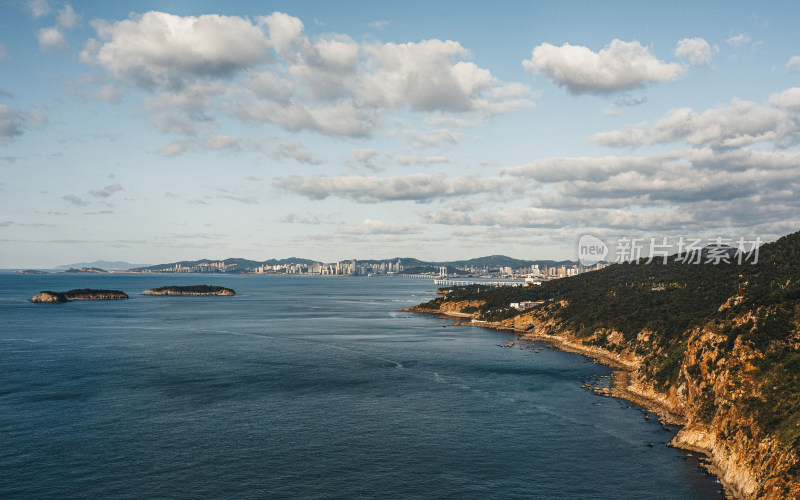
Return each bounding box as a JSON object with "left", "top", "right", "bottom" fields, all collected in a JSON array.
[{"left": 1, "top": 0, "right": 800, "bottom": 268}]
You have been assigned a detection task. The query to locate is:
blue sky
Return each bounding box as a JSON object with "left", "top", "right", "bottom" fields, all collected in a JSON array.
[{"left": 1, "top": 0, "right": 799, "bottom": 267}]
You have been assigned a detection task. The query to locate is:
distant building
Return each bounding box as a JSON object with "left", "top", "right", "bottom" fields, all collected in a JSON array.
[{"left": 510, "top": 300, "right": 545, "bottom": 310}]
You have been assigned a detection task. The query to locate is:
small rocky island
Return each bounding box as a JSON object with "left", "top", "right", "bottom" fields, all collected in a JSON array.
[
  {"left": 61, "top": 267, "right": 107, "bottom": 273},
  {"left": 141, "top": 285, "right": 235, "bottom": 296},
  {"left": 31, "top": 289, "right": 129, "bottom": 303}
]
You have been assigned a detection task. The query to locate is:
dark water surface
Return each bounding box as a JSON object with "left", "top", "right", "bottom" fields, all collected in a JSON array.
[{"left": 0, "top": 273, "right": 723, "bottom": 499}]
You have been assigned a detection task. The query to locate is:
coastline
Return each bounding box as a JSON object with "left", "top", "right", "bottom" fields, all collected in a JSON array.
[
  {"left": 506, "top": 325, "right": 737, "bottom": 498},
  {"left": 406, "top": 306, "right": 737, "bottom": 499}
]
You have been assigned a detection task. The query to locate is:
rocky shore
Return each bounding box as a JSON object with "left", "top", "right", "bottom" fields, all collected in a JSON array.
[
  {"left": 31, "top": 289, "right": 129, "bottom": 303},
  {"left": 403, "top": 303, "right": 799, "bottom": 499}
]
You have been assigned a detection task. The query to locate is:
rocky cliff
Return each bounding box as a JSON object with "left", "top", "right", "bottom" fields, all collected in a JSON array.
[{"left": 407, "top": 231, "right": 800, "bottom": 499}]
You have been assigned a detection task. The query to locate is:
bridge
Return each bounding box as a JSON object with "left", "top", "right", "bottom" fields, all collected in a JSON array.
[{"left": 432, "top": 278, "right": 526, "bottom": 287}]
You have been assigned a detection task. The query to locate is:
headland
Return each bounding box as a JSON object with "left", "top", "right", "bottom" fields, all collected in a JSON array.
[{"left": 405, "top": 231, "right": 800, "bottom": 499}]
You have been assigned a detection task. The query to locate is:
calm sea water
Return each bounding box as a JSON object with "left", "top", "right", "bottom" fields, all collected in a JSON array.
[{"left": 0, "top": 273, "right": 723, "bottom": 499}]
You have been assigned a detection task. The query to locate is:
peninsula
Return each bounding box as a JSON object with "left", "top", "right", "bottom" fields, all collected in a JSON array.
[
  {"left": 141, "top": 285, "right": 235, "bottom": 296},
  {"left": 407, "top": 230, "right": 800, "bottom": 499},
  {"left": 30, "top": 289, "right": 129, "bottom": 303}
]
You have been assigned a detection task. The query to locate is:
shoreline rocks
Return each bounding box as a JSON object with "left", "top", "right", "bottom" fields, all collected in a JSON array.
[{"left": 405, "top": 305, "right": 768, "bottom": 499}]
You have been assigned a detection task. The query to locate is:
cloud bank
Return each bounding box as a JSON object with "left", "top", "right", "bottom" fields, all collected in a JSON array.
[{"left": 79, "top": 11, "right": 536, "bottom": 142}]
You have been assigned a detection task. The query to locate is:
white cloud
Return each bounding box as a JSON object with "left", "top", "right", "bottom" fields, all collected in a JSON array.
[
  {"left": 269, "top": 141, "right": 323, "bottom": 165},
  {"left": 80, "top": 11, "right": 536, "bottom": 140},
  {"left": 204, "top": 135, "right": 240, "bottom": 150},
  {"left": 614, "top": 96, "right": 647, "bottom": 107},
  {"left": 368, "top": 20, "right": 389, "bottom": 29},
  {"left": 247, "top": 13, "right": 534, "bottom": 135},
  {"left": 62, "top": 194, "right": 88, "bottom": 206},
  {"left": 265, "top": 15, "right": 361, "bottom": 102},
  {"left": 362, "top": 40, "right": 489, "bottom": 111},
  {"left": 435, "top": 139, "right": 800, "bottom": 238},
  {"left": 501, "top": 154, "right": 676, "bottom": 182},
  {"left": 37, "top": 27, "right": 68, "bottom": 51},
  {"left": 259, "top": 13, "right": 535, "bottom": 114},
  {"left": 98, "top": 84, "right": 123, "bottom": 103},
  {"left": 726, "top": 33, "right": 751, "bottom": 48},
  {"left": 590, "top": 98, "right": 789, "bottom": 149},
  {"left": 158, "top": 135, "right": 240, "bottom": 156},
  {"left": 523, "top": 39, "right": 684, "bottom": 95},
  {"left": 226, "top": 90, "right": 380, "bottom": 138},
  {"left": 57, "top": 4, "right": 80, "bottom": 29},
  {"left": 769, "top": 87, "right": 800, "bottom": 113},
  {"left": 81, "top": 12, "right": 272, "bottom": 90},
  {"left": 26, "top": 0, "right": 52, "bottom": 18},
  {"left": 143, "top": 80, "right": 226, "bottom": 134},
  {"left": 424, "top": 115, "right": 477, "bottom": 129},
  {"left": 0, "top": 105, "right": 26, "bottom": 142},
  {"left": 0, "top": 105, "right": 46, "bottom": 143},
  {"left": 403, "top": 128, "right": 459, "bottom": 149},
  {"left": 279, "top": 212, "right": 338, "bottom": 225},
  {"left": 339, "top": 219, "right": 418, "bottom": 235},
  {"left": 347, "top": 148, "right": 383, "bottom": 171},
  {"left": 90, "top": 183, "right": 122, "bottom": 198},
  {"left": 393, "top": 154, "right": 454, "bottom": 166},
  {"left": 674, "top": 38, "right": 714, "bottom": 66},
  {"left": 787, "top": 56, "right": 800, "bottom": 73},
  {"left": 219, "top": 194, "right": 258, "bottom": 205},
  {"left": 420, "top": 206, "right": 569, "bottom": 228},
  {"left": 274, "top": 173, "right": 512, "bottom": 203},
  {"left": 245, "top": 72, "right": 293, "bottom": 102}
]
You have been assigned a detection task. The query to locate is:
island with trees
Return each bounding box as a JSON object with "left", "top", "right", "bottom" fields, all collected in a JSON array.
[
  {"left": 141, "top": 285, "right": 235, "bottom": 296},
  {"left": 30, "top": 289, "right": 129, "bottom": 303}
]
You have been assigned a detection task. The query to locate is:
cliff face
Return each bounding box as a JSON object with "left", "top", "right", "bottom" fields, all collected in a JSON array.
[{"left": 671, "top": 317, "right": 800, "bottom": 499}]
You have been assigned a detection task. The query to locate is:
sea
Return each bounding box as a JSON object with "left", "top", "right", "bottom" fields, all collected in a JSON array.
[{"left": 0, "top": 272, "right": 724, "bottom": 499}]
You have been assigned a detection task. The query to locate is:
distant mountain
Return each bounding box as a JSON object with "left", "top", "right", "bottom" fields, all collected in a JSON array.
[
  {"left": 356, "top": 257, "right": 426, "bottom": 266},
  {"left": 131, "top": 257, "right": 318, "bottom": 272},
  {"left": 260, "top": 257, "right": 317, "bottom": 266},
  {"left": 57, "top": 261, "right": 150, "bottom": 270},
  {"left": 440, "top": 255, "right": 575, "bottom": 269},
  {"left": 127, "top": 255, "right": 575, "bottom": 273},
  {"left": 400, "top": 265, "right": 471, "bottom": 276}
]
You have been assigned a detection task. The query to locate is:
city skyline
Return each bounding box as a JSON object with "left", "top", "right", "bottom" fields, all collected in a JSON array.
[{"left": 2, "top": 1, "right": 800, "bottom": 268}]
